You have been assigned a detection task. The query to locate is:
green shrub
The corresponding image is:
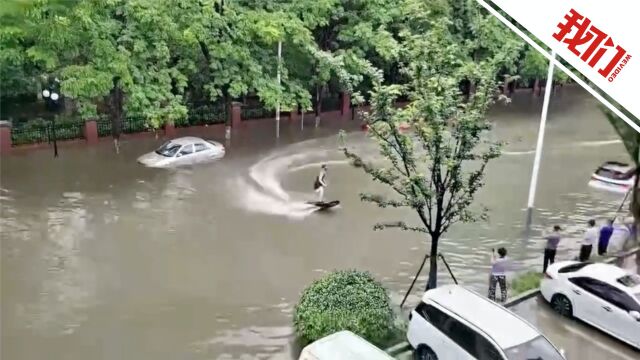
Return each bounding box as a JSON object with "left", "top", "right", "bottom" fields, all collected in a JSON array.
[
  {"left": 511, "top": 271, "right": 542, "bottom": 296},
  {"left": 293, "top": 270, "right": 395, "bottom": 347}
]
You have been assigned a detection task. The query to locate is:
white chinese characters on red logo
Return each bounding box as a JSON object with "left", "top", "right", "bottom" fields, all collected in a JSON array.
[{"left": 552, "top": 9, "right": 632, "bottom": 82}]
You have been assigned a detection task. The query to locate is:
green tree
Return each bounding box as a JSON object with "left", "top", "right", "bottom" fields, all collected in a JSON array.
[
  {"left": 447, "top": 0, "right": 523, "bottom": 95},
  {"left": 282, "top": 0, "right": 401, "bottom": 118},
  {"left": 1, "top": 0, "right": 192, "bottom": 139},
  {"left": 519, "top": 46, "right": 568, "bottom": 93},
  {"left": 341, "top": 4, "right": 517, "bottom": 290},
  {"left": 173, "top": 0, "right": 352, "bottom": 120},
  {"left": 601, "top": 107, "right": 640, "bottom": 221}
]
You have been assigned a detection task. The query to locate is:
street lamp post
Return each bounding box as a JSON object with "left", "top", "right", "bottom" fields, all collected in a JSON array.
[
  {"left": 525, "top": 51, "right": 556, "bottom": 235},
  {"left": 275, "top": 40, "right": 282, "bottom": 139},
  {"left": 42, "top": 78, "right": 62, "bottom": 158}
]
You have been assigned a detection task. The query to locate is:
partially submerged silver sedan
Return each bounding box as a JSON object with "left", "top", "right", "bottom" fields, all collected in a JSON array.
[{"left": 137, "top": 136, "right": 225, "bottom": 168}]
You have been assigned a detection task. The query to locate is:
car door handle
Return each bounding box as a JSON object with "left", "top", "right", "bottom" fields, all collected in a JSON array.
[
  {"left": 602, "top": 306, "right": 612, "bottom": 312},
  {"left": 572, "top": 289, "right": 581, "bottom": 295}
]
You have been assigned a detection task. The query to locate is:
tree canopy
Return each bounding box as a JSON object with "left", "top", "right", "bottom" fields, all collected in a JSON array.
[
  {"left": 1, "top": 0, "right": 573, "bottom": 129},
  {"left": 341, "top": 0, "right": 522, "bottom": 290}
]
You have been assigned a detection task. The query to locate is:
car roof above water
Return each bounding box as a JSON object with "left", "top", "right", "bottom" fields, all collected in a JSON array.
[
  {"left": 167, "top": 136, "right": 206, "bottom": 145},
  {"left": 572, "top": 263, "right": 636, "bottom": 288},
  {"left": 423, "top": 285, "right": 540, "bottom": 349}
]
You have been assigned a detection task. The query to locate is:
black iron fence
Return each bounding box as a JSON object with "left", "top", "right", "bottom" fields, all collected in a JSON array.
[
  {"left": 180, "top": 104, "right": 227, "bottom": 126},
  {"left": 321, "top": 95, "right": 341, "bottom": 112},
  {"left": 11, "top": 119, "right": 84, "bottom": 146},
  {"left": 95, "top": 115, "right": 150, "bottom": 137},
  {"left": 9, "top": 98, "right": 341, "bottom": 146},
  {"left": 242, "top": 104, "right": 276, "bottom": 120},
  {"left": 96, "top": 116, "right": 112, "bottom": 137}
]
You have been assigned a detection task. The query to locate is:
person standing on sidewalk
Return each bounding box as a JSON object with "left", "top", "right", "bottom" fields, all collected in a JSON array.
[
  {"left": 579, "top": 219, "right": 598, "bottom": 261},
  {"left": 598, "top": 219, "right": 614, "bottom": 255},
  {"left": 488, "top": 247, "right": 510, "bottom": 303},
  {"left": 543, "top": 225, "right": 562, "bottom": 273}
]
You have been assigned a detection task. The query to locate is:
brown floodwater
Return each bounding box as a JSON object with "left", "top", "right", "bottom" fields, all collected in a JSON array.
[{"left": 0, "top": 87, "right": 633, "bottom": 359}]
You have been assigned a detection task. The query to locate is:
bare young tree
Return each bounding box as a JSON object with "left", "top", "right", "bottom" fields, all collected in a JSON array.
[{"left": 340, "top": 18, "right": 516, "bottom": 294}]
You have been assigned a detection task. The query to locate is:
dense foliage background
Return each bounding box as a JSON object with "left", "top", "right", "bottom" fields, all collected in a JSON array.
[{"left": 1, "top": 0, "right": 566, "bottom": 130}]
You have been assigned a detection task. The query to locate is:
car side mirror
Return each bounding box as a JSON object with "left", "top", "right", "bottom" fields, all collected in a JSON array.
[{"left": 630, "top": 310, "right": 640, "bottom": 321}]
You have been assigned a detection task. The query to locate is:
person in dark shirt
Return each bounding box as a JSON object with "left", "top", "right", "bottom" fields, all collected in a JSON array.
[
  {"left": 598, "top": 219, "right": 614, "bottom": 255},
  {"left": 543, "top": 225, "right": 562, "bottom": 273},
  {"left": 313, "top": 164, "right": 328, "bottom": 201}
]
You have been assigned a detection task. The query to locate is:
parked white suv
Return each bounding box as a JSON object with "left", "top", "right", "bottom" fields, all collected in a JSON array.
[{"left": 407, "top": 285, "right": 565, "bottom": 360}]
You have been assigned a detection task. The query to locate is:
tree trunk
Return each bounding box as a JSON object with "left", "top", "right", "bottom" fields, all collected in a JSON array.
[
  {"left": 426, "top": 235, "right": 439, "bottom": 290},
  {"left": 533, "top": 78, "right": 540, "bottom": 96},
  {"left": 224, "top": 93, "right": 231, "bottom": 126},
  {"left": 109, "top": 77, "right": 124, "bottom": 154},
  {"left": 36, "top": 81, "right": 43, "bottom": 101},
  {"left": 315, "top": 85, "right": 322, "bottom": 128},
  {"left": 469, "top": 82, "right": 476, "bottom": 97}
]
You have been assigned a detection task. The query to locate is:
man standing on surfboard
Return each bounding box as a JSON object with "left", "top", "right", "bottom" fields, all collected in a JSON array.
[{"left": 314, "top": 164, "right": 328, "bottom": 201}]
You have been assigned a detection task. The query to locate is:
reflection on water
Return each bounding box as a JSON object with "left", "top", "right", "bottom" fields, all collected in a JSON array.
[{"left": 0, "top": 87, "right": 634, "bottom": 359}]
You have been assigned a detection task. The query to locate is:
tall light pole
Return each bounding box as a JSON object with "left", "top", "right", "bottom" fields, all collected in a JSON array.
[
  {"left": 42, "top": 78, "right": 62, "bottom": 158},
  {"left": 525, "top": 50, "right": 556, "bottom": 233},
  {"left": 275, "top": 40, "right": 282, "bottom": 139}
]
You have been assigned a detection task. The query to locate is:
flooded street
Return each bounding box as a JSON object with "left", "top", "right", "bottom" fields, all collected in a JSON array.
[{"left": 1, "top": 87, "right": 634, "bottom": 359}]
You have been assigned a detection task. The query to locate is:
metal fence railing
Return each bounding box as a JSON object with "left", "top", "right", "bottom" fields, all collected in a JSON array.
[
  {"left": 11, "top": 120, "right": 84, "bottom": 146},
  {"left": 242, "top": 104, "right": 276, "bottom": 121},
  {"left": 96, "top": 117, "right": 112, "bottom": 137},
  {"left": 9, "top": 99, "right": 340, "bottom": 146},
  {"left": 55, "top": 121, "right": 85, "bottom": 141},
  {"left": 321, "top": 95, "right": 342, "bottom": 112},
  {"left": 121, "top": 116, "right": 148, "bottom": 134},
  {"left": 11, "top": 122, "right": 49, "bottom": 145},
  {"left": 181, "top": 104, "right": 227, "bottom": 126}
]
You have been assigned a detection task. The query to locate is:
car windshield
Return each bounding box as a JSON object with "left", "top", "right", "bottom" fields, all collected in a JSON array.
[
  {"left": 155, "top": 142, "right": 181, "bottom": 157},
  {"left": 504, "top": 336, "right": 564, "bottom": 360},
  {"left": 558, "top": 262, "right": 592, "bottom": 273},
  {"left": 617, "top": 274, "right": 640, "bottom": 287}
]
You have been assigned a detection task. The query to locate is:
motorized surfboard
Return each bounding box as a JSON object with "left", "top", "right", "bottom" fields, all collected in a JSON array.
[{"left": 306, "top": 200, "right": 340, "bottom": 210}]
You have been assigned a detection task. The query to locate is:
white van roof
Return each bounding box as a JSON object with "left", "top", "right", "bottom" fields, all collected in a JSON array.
[
  {"left": 423, "top": 285, "right": 540, "bottom": 349},
  {"left": 299, "top": 331, "right": 395, "bottom": 360}
]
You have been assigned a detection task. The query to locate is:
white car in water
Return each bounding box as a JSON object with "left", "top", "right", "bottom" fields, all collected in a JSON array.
[
  {"left": 588, "top": 161, "right": 635, "bottom": 193},
  {"left": 541, "top": 261, "right": 640, "bottom": 349},
  {"left": 407, "top": 285, "right": 565, "bottom": 360},
  {"left": 137, "top": 136, "right": 225, "bottom": 168}
]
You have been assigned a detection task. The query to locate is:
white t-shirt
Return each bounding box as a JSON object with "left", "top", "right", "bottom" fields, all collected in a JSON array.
[{"left": 582, "top": 227, "right": 598, "bottom": 246}]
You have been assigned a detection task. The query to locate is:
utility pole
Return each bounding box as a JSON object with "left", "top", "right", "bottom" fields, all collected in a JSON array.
[
  {"left": 275, "top": 40, "right": 282, "bottom": 139},
  {"left": 525, "top": 51, "right": 556, "bottom": 234}
]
